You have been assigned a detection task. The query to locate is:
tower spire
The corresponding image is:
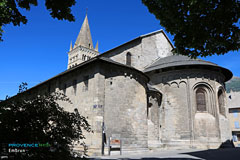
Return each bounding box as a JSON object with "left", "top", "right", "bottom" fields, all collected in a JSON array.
[
  {"left": 67, "top": 12, "right": 99, "bottom": 69},
  {"left": 74, "top": 14, "right": 93, "bottom": 49}
]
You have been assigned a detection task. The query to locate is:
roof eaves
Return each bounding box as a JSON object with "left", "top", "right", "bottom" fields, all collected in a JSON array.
[
  {"left": 98, "top": 57, "right": 150, "bottom": 81},
  {"left": 17, "top": 57, "right": 149, "bottom": 95},
  {"left": 229, "top": 106, "right": 240, "bottom": 109},
  {"left": 144, "top": 63, "right": 215, "bottom": 73},
  {"left": 23, "top": 57, "right": 99, "bottom": 92}
]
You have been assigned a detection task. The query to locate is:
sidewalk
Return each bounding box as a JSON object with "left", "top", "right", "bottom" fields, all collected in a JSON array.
[{"left": 90, "top": 148, "right": 240, "bottom": 160}]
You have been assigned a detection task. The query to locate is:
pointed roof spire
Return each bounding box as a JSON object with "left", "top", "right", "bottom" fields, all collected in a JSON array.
[
  {"left": 95, "top": 41, "right": 98, "bottom": 52},
  {"left": 69, "top": 41, "right": 73, "bottom": 51},
  {"left": 74, "top": 14, "right": 93, "bottom": 49}
]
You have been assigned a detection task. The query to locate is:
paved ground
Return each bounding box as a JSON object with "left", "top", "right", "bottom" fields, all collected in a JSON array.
[{"left": 90, "top": 148, "right": 240, "bottom": 160}]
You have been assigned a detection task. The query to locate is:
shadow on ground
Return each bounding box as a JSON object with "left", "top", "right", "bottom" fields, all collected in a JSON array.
[
  {"left": 91, "top": 158, "right": 200, "bottom": 160},
  {"left": 182, "top": 148, "right": 240, "bottom": 160},
  {"left": 120, "top": 158, "right": 199, "bottom": 160}
]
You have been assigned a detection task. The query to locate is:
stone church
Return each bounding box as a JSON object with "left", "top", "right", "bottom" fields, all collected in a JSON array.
[{"left": 19, "top": 15, "right": 233, "bottom": 155}]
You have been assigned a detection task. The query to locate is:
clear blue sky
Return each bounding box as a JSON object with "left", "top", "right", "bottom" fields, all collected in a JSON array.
[{"left": 0, "top": 0, "right": 239, "bottom": 100}]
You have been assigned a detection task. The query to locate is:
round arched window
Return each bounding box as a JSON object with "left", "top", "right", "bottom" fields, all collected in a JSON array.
[
  {"left": 196, "top": 88, "right": 207, "bottom": 112},
  {"left": 126, "top": 52, "right": 131, "bottom": 66}
]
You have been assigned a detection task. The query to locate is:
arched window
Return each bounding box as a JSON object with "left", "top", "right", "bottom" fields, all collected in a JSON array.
[
  {"left": 218, "top": 89, "right": 225, "bottom": 115},
  {"left": 82, "top": 54, "right": 87, "bottom": 61},
  {"left": 196, "top": 88, "right": 207, "bottom": 111},
  {"left": 126, "top": 52, "right": 131, "bottom": 66}
]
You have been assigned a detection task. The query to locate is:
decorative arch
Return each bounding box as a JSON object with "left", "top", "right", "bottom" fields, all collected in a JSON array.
[
  {"left": 192, "top": 82, "right": 214, "bottom": 92},
  {"left": 163, "top": 83, "right": 171, "bottom": 87},
  {"left": 179, "top": 81, "right": 187, "bottom": 87},
  {"left": 170, "top": 81, "right": 179, "bottom": 88},
  {"left": 218, "top": 86, "right": 226, "bottom": 116},
  {"left": 126, "top": 52, "right": 131, "bottom": 66},
  {"left": 193, "top": 82, "right": 217, "bottom": 117}
]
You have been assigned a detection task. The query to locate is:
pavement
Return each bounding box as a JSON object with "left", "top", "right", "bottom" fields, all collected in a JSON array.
[{"left": 90, "top": 148, "right": 240, "bottom": 160}]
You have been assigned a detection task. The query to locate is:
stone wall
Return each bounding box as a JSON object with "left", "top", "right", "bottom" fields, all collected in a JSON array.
[
  {"left": 101, "top": 62, "right": 149, "bottom": 149},
  {"left": 227, "top": 91, "right": 240, "bottom": 108},
  {"left": 146, "top": 68, "right": 231, "bottom": 149},
  {"left": 102, "top": 31, "right": 173, "bottom": 71},
  {"left": 147, "top": 91, "right": 162, "bottom": 148},
  {"left": 227, "top": 91, "right": 240, "bottom": 147},
  {"left": 25, "top": 62, "right": 104, "bottom": 154},
  {"left": 19, "top": 60, "right": 149, "bottom": 155}
]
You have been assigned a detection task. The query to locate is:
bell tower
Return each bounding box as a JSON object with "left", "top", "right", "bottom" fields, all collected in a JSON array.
[{"left": 67, "top": 14, "right": 99, "bottom": 69}]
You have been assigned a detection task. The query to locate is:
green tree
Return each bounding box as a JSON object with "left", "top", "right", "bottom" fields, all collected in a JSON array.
[
  {"left": 142, "top": 0, "right": 240, "bottom": 58},
  {"left": 18, "top": 82, "right": 28, "bottom": 93},
  {"left": 0, "top": 0, "right": 76, "bottom": 41},
  {"left": 0, "top": 92, "right": 92, "bottom": 159}
]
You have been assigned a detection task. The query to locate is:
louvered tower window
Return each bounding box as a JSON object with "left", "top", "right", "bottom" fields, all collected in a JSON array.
[
  {"left": 196, "top": 88, "right": 207, "bottom": 111},
  {"left": 126, "top": 52, "right": 131, "bottom": 66}
]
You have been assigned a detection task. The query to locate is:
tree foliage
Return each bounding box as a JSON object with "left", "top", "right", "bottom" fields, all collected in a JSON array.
[
  {"left": 0, "top": 0, "right": 76, "bottom": 41},
  {"left": 18, "top": 82, "right": 28, "bottom": 93},
  {"left": 0, "top": 92, "right": 91, "bottom": 159},
  {"left": 142, "top": 0, "right": 240, "bottom": 58}
]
